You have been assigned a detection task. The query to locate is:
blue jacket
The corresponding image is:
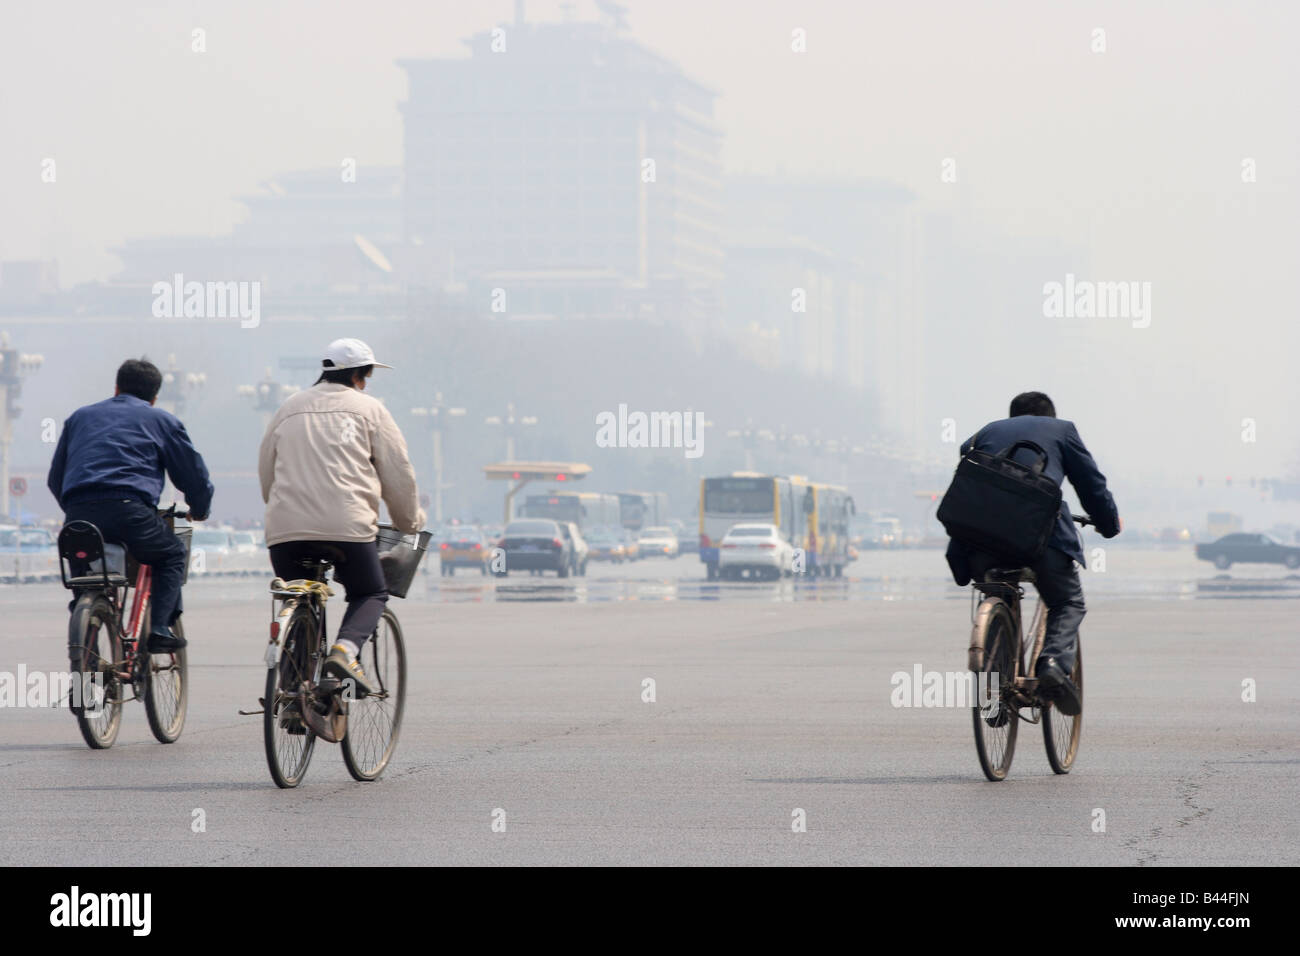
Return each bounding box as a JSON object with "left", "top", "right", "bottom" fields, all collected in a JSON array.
[
  {"left": 47, "top": 394, "right": 214, "bottom": 519},
  {"left": 944, "top": 416, "right": 1119, "bottom": 585}
]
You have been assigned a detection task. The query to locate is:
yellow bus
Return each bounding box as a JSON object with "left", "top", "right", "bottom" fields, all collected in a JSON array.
[{"left": 699, "top": 474, "right": 854, "bottom": 579}]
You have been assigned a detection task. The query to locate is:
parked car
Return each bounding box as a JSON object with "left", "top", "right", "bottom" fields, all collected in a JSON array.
[
  {"left": 586, "top": 526, "right": 628, "bottom": 563},
  {"left": 0, "top": 527, "right": 56, "bottom": 552},
  {"left": 494, "top": 519, "right": 573, "bottom": 578},
  {"left": 1195, "top": 532, "right": 1300, "bottom": 570},
  {"left": 717, "top": 523, "right": 794, "bottom": 581},
  {"left": 229, "top": 530, "right": 259, "bottom": 555},
  {"left": 637, "top": 526, "right": 679, "bottom": 559},
  {"left": 439, "top": 526, "right": 491, "bottom": 575},
  {"left": 189, "top": 528, "right": 234, "bottom": 573}
]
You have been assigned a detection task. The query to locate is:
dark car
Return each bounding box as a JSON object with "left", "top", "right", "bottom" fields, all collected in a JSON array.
[
  {"left": 1195, "top": 532, "right": 1300, "bottom": 570},
  {"left": 495, "top": 519, "right": 573, "bottom": 578}
]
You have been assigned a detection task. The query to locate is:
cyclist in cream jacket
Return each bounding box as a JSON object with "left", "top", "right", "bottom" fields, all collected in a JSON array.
[{"left": 258, "top": 338, "right": 426, "bottom": 694}]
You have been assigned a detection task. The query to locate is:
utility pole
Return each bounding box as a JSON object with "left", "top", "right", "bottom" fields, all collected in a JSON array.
[
  {"left": 0, "top": 332, "right": 43, "bottom": 519},
  {"left": 411, "top": 393, "right": 465, "bottom": 524}
]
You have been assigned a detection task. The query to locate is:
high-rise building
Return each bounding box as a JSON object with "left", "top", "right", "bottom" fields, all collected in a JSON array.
[{"left": 399, "top": 10, "right": 724, "bottom": 321}]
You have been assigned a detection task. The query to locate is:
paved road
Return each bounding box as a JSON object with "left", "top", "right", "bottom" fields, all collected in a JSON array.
[{"left": 1, "top": 564, "right": 1296, "bottom": 865}]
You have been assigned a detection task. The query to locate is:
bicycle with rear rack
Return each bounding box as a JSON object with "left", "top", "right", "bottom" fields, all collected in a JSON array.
[
  {"left": 248, "top": 524, "right": 430, "bottom": 788},
  {"left": 59, "top": 504, "right": 192, "bottom": 749},
  {"left": 968, "top": 513, "right": 1092, "bottom": 781}
]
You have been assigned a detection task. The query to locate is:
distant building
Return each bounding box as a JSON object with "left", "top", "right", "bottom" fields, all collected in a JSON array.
[
  {"left": 0, "top": 260, "right": 60, "bottom": 312},
  {"left": 102, "top": 167, "right": 404, "bottom": 316},
  {"left": 723, "top": 179, "right": 917, "bottom": 411},
  {"left": 399, "top": 12, "right": 724, "bottom": 321}
]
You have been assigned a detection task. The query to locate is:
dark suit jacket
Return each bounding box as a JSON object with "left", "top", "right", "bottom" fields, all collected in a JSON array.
[{"left": 944, "top": 416, "right": 1120, "bottom": 585}]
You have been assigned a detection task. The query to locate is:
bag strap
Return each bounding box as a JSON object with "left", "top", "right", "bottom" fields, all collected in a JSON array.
[{"left": 996, "top": 439, "right": 1049, "bottom": 474}]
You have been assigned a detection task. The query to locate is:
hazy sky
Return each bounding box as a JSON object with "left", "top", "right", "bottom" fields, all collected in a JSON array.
[{"left": 3, "top": 0, "right": 1299, "bottom": 486}]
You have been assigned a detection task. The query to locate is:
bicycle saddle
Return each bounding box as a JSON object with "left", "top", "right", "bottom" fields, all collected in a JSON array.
[
  {"left": 296, "top": 544, "right": 348, "bottom": 571},
  {"left": 981, "top": 567, "right": 1036, "bottom": 585}
]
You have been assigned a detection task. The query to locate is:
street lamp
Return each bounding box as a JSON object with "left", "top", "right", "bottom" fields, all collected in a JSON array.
[
  {"left": 157, "top": 353, "right": 206, "bottom": 416},
  {"left": 412, "top": 392, "right": 466, "bottom": 524},
  {"left": 238, "top": 367, "right": 299, "bottom": 430},
  {"left": 0, "top": 332, "right": 43, "bottom": 518},
  {"left": 484, "top": 402, "right": 538, "bottom": 462}
]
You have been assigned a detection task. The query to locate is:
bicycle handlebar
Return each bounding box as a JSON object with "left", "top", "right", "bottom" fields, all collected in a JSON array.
[
  {"left": 159, "top": 503, "right": 192, "bottom": 520},
  {"left": 1071, "top": 514, "right": 1093, "bottom": 526}
]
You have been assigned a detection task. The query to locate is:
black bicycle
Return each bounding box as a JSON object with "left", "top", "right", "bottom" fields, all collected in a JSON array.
[
  {"left": 59, "top": 505, "right": 191, "bottom": 749},
  {"left": 254, "top": 526, "right": 427, "bottom": 788},
  {"left": 968, "top": 514, "right": 1090, "bottom": 781}
]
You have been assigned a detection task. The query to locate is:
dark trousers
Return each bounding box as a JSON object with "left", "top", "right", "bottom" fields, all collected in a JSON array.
[
  {"left": 64, "top": 498, "right": 187, "bottom": 638},
  {"left": 970, "top": 546, "right": 1086, "bottom": 673},
  {"left": 269, "top": 540, "right": 388, "bottom": 649}
]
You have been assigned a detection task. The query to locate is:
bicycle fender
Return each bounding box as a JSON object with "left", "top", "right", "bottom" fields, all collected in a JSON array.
[
  {"left": 969, "top": 598, "right": 1003, "bottom": 672},
  {"left": 265, "top": 602, "right": 296, "bottom": 667}
]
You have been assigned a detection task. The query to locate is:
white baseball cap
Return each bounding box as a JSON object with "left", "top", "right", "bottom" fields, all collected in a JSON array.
[{"left": 322, "top": 337, "right": 392, "bottom": 371}]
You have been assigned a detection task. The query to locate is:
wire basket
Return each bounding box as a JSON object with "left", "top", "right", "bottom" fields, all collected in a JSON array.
[{"left": 376, "top": 524, "right": 432, "bottom": 598}]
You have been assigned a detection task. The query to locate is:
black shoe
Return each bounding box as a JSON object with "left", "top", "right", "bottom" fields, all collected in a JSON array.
[
  {"left": 1036, "top": 656, "right": 1081, "bottom": 716},
  {"left": 147, "top": 630, "right": 188, "bottom": 653}
]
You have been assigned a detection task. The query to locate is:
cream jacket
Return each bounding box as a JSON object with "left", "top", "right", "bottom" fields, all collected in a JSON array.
[{"left": 259, "top": 383, "right": 426, "bottom": 546}]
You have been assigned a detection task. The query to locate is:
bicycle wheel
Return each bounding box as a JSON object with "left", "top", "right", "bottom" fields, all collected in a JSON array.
[
  {"left": 69, "top": 594, "right": 123, "bottom": 750},
  {"left": 341, "top": 607, "right": 406, "bottom": 781},
  {"left": 143, "top": 615, "right": 188, "bottom": 744},
  {"left": 972, "top": 601, "right": 1019, "bottom": 782},
  {"left": 264, "top": 605, "right": 320, "bottom": 788},
  {"left": 1042, "top": 639, "right": 1083, "bottom": 773}
]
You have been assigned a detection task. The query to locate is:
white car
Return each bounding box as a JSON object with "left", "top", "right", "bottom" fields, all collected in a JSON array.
[
  {"left": 561, "top": 522, "right": 589, "bottom": 576},
  {"left": 717, "top": 523, "right": 793, "bottom": 580},
  {"left": 229, "top": 530, "right": 259, "bottom": 555},
  {"left": 637, "top": 526, "right": 680, "bottom": 559}
]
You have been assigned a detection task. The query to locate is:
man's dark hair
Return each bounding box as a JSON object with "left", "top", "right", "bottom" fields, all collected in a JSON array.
[
  {"left": 314, "top": 363, "right": 372, "bottom": 386},
  {"left": 1009, "top": 391, "right": 1056, "bottom": 418},
  {"left": 116, "top": 358, "right": 163, "bottom": 402}
]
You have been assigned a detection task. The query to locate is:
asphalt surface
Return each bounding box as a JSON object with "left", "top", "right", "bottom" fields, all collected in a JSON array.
[{"left": 1, "top": 552, "right": 1296, "bottom": 866}]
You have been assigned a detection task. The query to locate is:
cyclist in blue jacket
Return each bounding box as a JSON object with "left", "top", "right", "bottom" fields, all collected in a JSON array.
[{"left": 47, "top": 358, "right": 214, "bottom": 651}]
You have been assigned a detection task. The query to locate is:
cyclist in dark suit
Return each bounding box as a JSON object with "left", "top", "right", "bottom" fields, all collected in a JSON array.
[
  {"left": 47, "top": 358, "right": 213, "bottom": 651},
  {"left": 945, "top": 392, "right": 1121, "bottom": 715}
]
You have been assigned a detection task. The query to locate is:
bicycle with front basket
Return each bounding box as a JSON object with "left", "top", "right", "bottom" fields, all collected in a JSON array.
[
  {"left": 252, "top": 524, "right": 428, "bottom": 788},
  {"left": 968, "top": 514, "right": 1091, "bottom": 781},
  {"left": 59, "top": 504, "right": 191, "bottom": 749}
]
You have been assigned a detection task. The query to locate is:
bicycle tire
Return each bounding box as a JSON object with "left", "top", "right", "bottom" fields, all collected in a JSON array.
[
  {"left": 143, "top": 612, "right": 188, "bottom": 744},
  {"left": 1042, "top": 640, "right": 1083, "bottom": 774},
  {"left": 341, "top": 607, "right": 406, "bottom": 781},
  {"left": 70, "top": 593, "right": 123, "bottom": 750},
  {"left": 264, "top": 605, "right": 320, "bottom": 788},
  {"left": 972, "top": 601, "right": 1019, "bottom": 782}
]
